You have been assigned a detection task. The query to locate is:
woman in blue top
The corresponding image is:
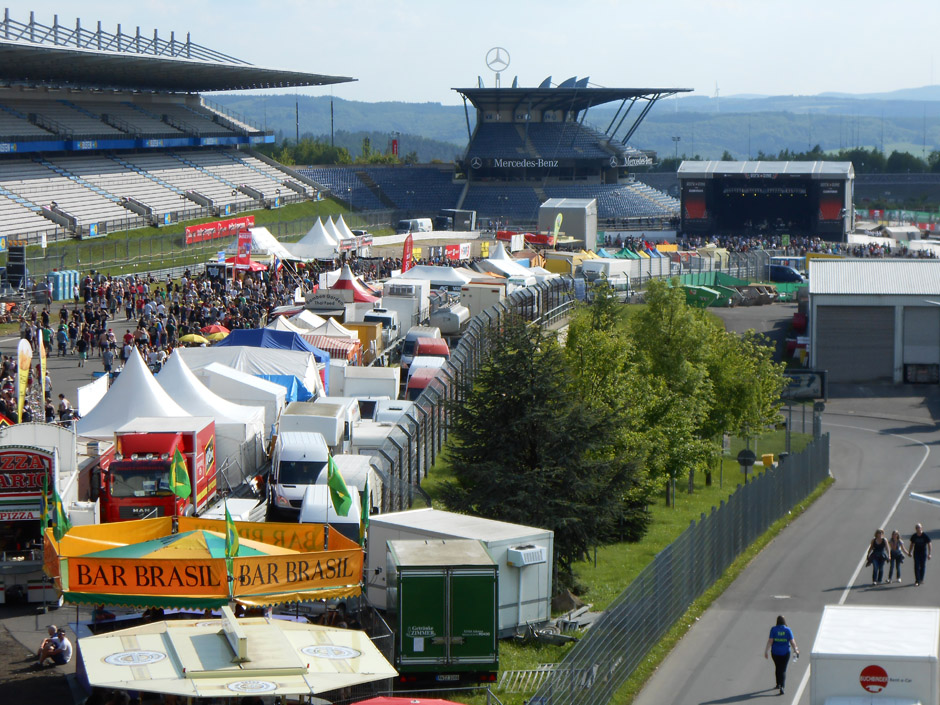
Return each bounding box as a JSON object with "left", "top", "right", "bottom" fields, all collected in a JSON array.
[{"left": 764, "top": 615, "right": 799, "bottom": 695}]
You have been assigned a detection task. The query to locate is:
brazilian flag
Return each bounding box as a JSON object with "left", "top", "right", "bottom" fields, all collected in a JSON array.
[
  {"left": 170, "top": 449, "right": 191, "bottom": 501},
  {"left": 224, "top": 502, "right": 239, "bottom": 559},
  {"left": 326, "top": 456, "right": 352, "bottom": 517}
]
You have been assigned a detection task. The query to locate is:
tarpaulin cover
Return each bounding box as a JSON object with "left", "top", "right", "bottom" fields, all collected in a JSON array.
[
  {"left": 216, "top": 329, "right": 322, "bottom": 356},
  {"left": 259, "top": 374, "right": 316, "bottom": 401},
  {"left": 46, "top": 517, "right": 361, "bottom": 608}
]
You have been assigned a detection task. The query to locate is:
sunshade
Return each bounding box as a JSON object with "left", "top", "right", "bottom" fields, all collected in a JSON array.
[
  {"left": 83, "top": 530, "right": 297, "bottom": 560},
  {"left": 179, "top": 334, "right": 209, "bottom": 345},
  {"left": 80, "top": 610, "right": 397, "bottom": 699},
  {"left": 206, "top": 331, "right": 229, "bottom": 342},
  {"left": 200, "top": 324, "right": 231, "bottom": 335}
]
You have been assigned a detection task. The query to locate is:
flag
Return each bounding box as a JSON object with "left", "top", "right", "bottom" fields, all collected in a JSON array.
[
  {"left": 402, "top": 233, "right": 414, "bottom": 273},
  {"left": 40, "top": 473, "right": 49, "bottom": 535},
  {"left": 38, "top": 328, "right": 47, "bottom": 404},
  {"left": 52, "top": 485, "right": 71, "bottom": 542},
  {"left": 327, "top": 456, "right": 352, "bottom": 517},
  {"left": 16, "top": 339, "right": 31, "bottom": 423},
  {"left": 225, "top": 501, "right": 239, "bottom": 559},
  {"left": 359, "top": 474, "right": 369, "bottom": 546},
  {"left": 170, "top": 448, "right": 191, "bottom": 501}
]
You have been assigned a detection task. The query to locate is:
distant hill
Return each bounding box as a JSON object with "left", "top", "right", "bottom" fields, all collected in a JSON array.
[{"left": 215, "top": 86, "right": 940, "bottom": 162}]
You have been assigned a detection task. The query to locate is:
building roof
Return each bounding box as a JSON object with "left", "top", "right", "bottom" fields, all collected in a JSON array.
[
  {"left": 809, "top": 259, "right": 940, "bottom": 296},
  {"left": 0, "top": 39, "right": 353, "bottom": 92},
  {"left": 454, "top": 86, "right": 691, "bottom": 114},
  {"left": 678, "top": 160, "right": 854, "bottom": 179}
]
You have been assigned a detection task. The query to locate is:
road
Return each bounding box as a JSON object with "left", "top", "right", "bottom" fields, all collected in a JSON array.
[{"left": 634, "top": 381, "right": 940, "bottom": 703}]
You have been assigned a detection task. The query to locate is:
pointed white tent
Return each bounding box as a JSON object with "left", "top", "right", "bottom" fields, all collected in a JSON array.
[
  {"left": 190, "top": 362, "right": 286, "bottom": 433},
  {"left": 334, "top": 214, "right": 357, "bottom": 242},
  {"left": 75, "top": 348, "right": 189, "bottom": 440},
  {"left": 157, "top": 353, "right": 267, "bottom": 475},
  {"left": 477, "top": 242, "right": 536, "bottom": 278},
  {"left": 289, "top": 218, "right": 338, "bottom": 260},
  {"left": 324, "top": 217, "right": 345, "bottom": 246},
  {"left": 310, "top": 318, "right": 356, "bottom": 339},
  {"left": 289, "top": 310, "right": 327, "bottom": 330}
]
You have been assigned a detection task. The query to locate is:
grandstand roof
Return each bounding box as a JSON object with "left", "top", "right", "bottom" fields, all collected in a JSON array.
[
  {"left": 678, "top": 161, "right": 855, "bottom": 179},
  {"left": 455, "top": 86, "right": 691, "bottom": 113},
  {"left": 0, "top": 39, "right": 354, "bottom": 92}
]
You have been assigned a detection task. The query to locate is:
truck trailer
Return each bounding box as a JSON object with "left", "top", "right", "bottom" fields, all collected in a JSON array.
[
  {"left": 811, "top": 604, "right": 939, "bottom": 705},
  {"left": 388, "top": 539, "right": 498, "bottom": 684}
]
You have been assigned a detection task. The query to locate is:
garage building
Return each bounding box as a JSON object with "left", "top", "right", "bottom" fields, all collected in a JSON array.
[{"left": 809, "top": 259, "right": 940, "bottom": 384}]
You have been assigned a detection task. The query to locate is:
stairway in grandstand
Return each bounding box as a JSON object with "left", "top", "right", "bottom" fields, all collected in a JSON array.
[{"left": 354, "top": 170, "right": 397, "bottom": 210}]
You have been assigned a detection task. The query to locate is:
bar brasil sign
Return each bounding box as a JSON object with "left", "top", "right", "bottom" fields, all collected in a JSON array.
[{"left": 185, "top": 215, "right": 255, "bottom": 245}]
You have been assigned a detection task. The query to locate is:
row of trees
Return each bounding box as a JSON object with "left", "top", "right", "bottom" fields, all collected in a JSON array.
[
  {"left": 440, "top": 280, "right": 787, "bottom": 583},
  {"left": 257, "top": 136, "right": 419, "bottom": 167},
  {"left": 652, "top": 145, "right": 940, "bottom": 174}
]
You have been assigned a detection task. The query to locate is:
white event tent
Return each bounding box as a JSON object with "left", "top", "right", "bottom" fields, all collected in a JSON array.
[
  {"left": 189, "top": 362, "right": 286, "bottom": 434},
  {"left": 334, "top": 214, "right": 357, "bottom": 242},
  {"left": 289, "top": 218, "right": 339, "bottom": 260},
  {"left": 224, "top": 226, "right": 294, "bottom": 261},
  {"left": 290, "top": 310, "right": 327, "bottom": 329},
  {"left": 324, "top": 216, "right": 345, "bottom": 247},
  {"left": 476, "top": 242, "right": 537, "bottom": 278},
  {"left": 175, "top": 345, "right": 325, "bottom": 399},
  {"left": 75, "top": 348, "right": 189, "bottom": 441},
  {"left": 156, "top": 353, "right": 267, "bottom": 476},
  {"left": 391, "top": 264, "right": 476, "bottom": 291}
]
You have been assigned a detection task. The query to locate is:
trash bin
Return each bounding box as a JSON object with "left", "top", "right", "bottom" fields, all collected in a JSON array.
[{"left": 762, "top": 453, "right": 774, "bottom": 468}]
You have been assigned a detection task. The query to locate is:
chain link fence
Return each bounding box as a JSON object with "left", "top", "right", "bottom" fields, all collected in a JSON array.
[
  {"left": 528, "top": 434, "right": 830, "bottom": 705},
  {"left": 369, "top": 276, "right": 577, "bottom": 513}
]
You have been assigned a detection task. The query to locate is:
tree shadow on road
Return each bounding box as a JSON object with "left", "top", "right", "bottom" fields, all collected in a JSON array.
[{"left": 699, "top": 686, "right": 780, "bottom": 703}]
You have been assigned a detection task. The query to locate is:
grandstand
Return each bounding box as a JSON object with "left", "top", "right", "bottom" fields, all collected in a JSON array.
[
  {"left": 301, "top": 80, "right": 687, "bottom": 225},
  {"left": 0, "top": 10, "right": 353, "bottom": 243}
]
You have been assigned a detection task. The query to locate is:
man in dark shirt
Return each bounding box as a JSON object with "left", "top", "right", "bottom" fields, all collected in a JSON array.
[{"left": 909, "top": 523, "right": 932, "bottom": 586}]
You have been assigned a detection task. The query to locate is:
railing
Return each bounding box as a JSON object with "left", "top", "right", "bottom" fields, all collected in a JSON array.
[{"left": 529, "top": 435, "right": 831, "bottom": 705}]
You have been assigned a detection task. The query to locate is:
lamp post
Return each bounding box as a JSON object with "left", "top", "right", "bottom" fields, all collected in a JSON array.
[{"left": 672, "top": 135, "right": 681, "bottom": 162}]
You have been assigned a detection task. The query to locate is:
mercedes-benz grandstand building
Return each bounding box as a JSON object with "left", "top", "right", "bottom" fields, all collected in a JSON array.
[
  {"left": 0, "top": 10, "right": 352, "bottom": 244},
  {"left": 303, "top": 80, "right": 690, "bottom": 227}
]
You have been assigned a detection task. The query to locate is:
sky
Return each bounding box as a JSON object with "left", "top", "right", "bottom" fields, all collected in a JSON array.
[{"left": 17, "top": 0, "right": 940, "bottom": 104}]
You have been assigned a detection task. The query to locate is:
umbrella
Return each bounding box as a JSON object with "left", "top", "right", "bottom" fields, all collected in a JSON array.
[
  {"left": 206, "top": 331, "right": 229, "bottom": 342},
  {"left": 179, "top": 334, "right": 208, "bottom": 345},
  {"left": 200, "top": 324, "right": 230, "bottom": 335}
]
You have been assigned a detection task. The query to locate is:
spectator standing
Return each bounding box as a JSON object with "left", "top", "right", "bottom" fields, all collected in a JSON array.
[
  {"left": 887, "top": 529, "right": 910, "bottom": 583},
  {"left": 867, "top": 529, "right": 889, "bottom": 585}
]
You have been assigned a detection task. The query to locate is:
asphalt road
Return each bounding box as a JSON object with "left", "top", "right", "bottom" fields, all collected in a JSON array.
[{"left": 633, "top": 350, "right": 940, "bottom": 701}]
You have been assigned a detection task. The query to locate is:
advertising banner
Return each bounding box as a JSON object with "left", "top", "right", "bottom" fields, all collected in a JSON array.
[
  {"left": 402, "top": 234, "right": 414, "bottom": 273},
  {"left": 184, "top": 215, "right": 255, "bottom": 245},
  {"left": 234, "top": 230, "right": 253, "bottom": 270}
]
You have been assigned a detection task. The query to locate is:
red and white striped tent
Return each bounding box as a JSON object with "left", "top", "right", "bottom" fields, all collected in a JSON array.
[{"left": 330, "top": 265, "right": 380, "bottom": 304}]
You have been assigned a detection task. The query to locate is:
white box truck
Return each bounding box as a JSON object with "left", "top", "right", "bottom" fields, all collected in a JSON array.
[
  {"left": 268, "top": 431, "right": 329, "bottom": 518},
  {"left": 460, "top": 281, "right": 506, "bottom": 319},
  {"left": 343, "top": 366, "right": 400, "bottom": 400},
  {"left": 278, "top": 401, "right": 351, "bottom": 454},
  {"left": 367, "top": 507, "right": 554, "bottom": 637},
  {"left": 811, "top": 604, "right": 939, "bottom": 705}
]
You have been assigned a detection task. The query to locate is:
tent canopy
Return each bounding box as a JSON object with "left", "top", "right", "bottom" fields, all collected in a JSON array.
[
  {"left": 76, "top": 348, "right": 188, "bottom": 440},
  {"left": 331, "top": 264, "right": 379, "bottom": 303},
  {"left": 157, "top": 353, "right": 265, "bottom": 426},
  {"left": 391, "top": 264, "right": 474, "bottom": 290},
  {"left": 178, "top": 347, "right": 324, "bottom": 401},
  {"left": 290, "top": 218, "right": 339, "bottom": 260}
]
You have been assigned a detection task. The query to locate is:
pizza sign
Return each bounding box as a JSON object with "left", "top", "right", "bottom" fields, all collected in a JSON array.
[{"left": 0, "top": 448, "right": 54, "bottom": 493}]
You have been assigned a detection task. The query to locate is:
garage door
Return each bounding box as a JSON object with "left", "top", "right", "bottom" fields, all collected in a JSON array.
[
  {"left": 816, "top": 306, "right": 894, "bottom": 383},
  {"left": 903, "top": 307, "right": 940, "bottom": 382}
]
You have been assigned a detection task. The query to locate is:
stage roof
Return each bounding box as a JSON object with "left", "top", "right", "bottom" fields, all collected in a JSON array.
[
  {"left": 455, "top": 86, "right": 691, "bottom": 113},
  {"left": 0, "top": 39, "right": 355, "bottom": 92},
  {"left": 678, "top": 160, "right": 855, "bottom": 179}
]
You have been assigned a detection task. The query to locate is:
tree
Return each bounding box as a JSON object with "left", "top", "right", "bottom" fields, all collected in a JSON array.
[
  {"left": 886, "top": 150, "right": 927, "bottom": 173},
  {"left": 441, "top": 315, "right": 641, "bottom": 582}
]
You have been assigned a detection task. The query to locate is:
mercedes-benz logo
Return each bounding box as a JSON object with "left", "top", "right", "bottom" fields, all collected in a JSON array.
[
  {"left": 609, "top": 156, "right": 619, "bottom": 168},
  {"left": 486, "top": 47, "right": 510, "bottom": 73},
  {"left": 470, "top": 156, "right": 483, "bottom": 170}
]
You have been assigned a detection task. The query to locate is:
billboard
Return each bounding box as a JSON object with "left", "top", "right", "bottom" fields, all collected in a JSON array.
[{"left": 184, "top": 215, "right": 255, "bottom": 245}]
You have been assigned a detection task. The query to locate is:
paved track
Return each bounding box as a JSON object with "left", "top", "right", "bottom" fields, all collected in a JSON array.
[{"left": 634, "top": 400, "right": 940, "bottom": 705}]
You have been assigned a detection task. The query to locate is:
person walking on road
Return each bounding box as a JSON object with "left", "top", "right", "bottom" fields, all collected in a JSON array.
[
  {"left": 765, "top": 615, "right": 799, "bottom": 695},
  {"left": 868, "top": 529, "right": 889, "bottom": 585},
  {"left": 887, "top": 529, "right": 910, "bottom": 583},
  {"left": 909, "top": 523, "right": 932, "bottom": 586}
]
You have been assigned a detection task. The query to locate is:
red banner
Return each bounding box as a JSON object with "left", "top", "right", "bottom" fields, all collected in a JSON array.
[
  {"left": 234, "top": 230, "right": 253, "bottom": 271},
  {"left": 402, "top": 234, "right": 413, "bottom": 273},
  {"left": 184, "top": 215, "right": 255, "bottom": 245},
  {"left": 392, "top": 139, "right": 399, "bottom": 156},
  {"left": 445, "top": 244, "right": 460, "bottom": 260}
]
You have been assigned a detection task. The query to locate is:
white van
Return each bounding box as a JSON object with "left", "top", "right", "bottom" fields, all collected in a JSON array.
[
  {"left": 396, "top": 218, "right": 433, "bottom": 234},
  {"left": 362, "top": 308, "right": 401, "bottom": 346},
  {"left": 269, "top": 432, "right": 329, "bottom": 517},
  {"left": 298, "top": 484, "right": 362, "bottom": 544}
]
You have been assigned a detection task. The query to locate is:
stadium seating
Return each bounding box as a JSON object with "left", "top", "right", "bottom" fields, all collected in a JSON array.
[
  {"left": 359, "top": 167, "right": 464, "bottom": 212},
  {"left": 462, "top": 185, "right": 544, "bottom": 221},
  {"left": 464, "top": 124, "right": 527, "bottom": 159},
  {"left": 298, "top": 167, "right": 386, "bottom": 211},
  {"left": 6, "top": 99, "right": 126, "bottom": 138},
  {"left": 525, "top": 123, "right": 613, "bottom": 160}
]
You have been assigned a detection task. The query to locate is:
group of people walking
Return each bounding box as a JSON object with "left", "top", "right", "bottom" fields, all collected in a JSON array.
[{"left": 867, "top": 524, "right": 932, "bottom": 586}]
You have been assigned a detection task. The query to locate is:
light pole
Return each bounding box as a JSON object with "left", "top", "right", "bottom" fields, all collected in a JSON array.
[{"left": 672, "top": 135, "right": 681, "bottom": 162}]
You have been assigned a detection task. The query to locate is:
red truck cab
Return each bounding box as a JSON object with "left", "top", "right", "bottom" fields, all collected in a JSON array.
[{"left": 100, "top": 418, "right": 216, "bottom": 522}]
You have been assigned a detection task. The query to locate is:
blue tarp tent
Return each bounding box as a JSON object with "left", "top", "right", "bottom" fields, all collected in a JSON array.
[{"left": 259, "top": 374, "right": 313, "bottom": 402}]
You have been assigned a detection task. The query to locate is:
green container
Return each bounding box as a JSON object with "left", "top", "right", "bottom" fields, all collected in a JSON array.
[
  {"left": 389, "top": 539, "right": 499, "bottom": 682},
  {"left": 685, "top": 285, "right": 720, "bottom": 308}
]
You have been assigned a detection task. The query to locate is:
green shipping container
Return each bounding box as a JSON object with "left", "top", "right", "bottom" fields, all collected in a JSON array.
[{"left": 388, "top": 539, "right": 498, "bottom": 683}]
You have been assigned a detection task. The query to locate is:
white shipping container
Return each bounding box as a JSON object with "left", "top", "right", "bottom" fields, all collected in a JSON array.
[
  {"left": 811, "top": 605, "right": 939, "bottom": 705},
  {"left": 367, "top": 507, "right": 553, "bottom": 636}
]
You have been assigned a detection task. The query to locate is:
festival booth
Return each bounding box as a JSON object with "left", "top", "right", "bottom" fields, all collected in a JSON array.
[
  {"left": 390, "top": 264, "right": 475, "bottom": 292},
  {"left": 475, "top": 242, "right": 537, "bottom": 279},
  {"left": 177, "top": 344, "right": 325, "bottom": 401},
  {"left": 268, "top": 317, "right": 363, "bottom": 365},
  {"left": 156, "top": 354, "right": 267, "bottom": 477},
  {"left": 209, "top": 329, "right": 330, "bottom": 396},
  {"left": 190, "top": 363, "right": 286, "bottom": 434},
  {"left": 77, "top": 609, "right": 396, "bottom": 700},
  {"left": 76, "top": 349, "right": 189, "bottom": 441},
  {"left": 290, "top": 217, "right": 340, "bottom": 261},
  {"left": 291, "top": 310, "right": 327, "bottom": 329},
  {"left": 331, "top": 265, "right": 380, "bottom": 304}
]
